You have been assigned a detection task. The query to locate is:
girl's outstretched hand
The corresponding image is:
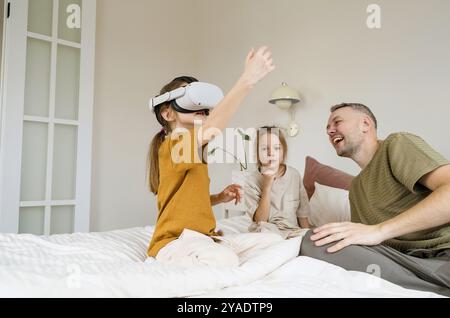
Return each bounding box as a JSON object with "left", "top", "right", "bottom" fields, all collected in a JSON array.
[
  {"left": 219, "top": 184, "right": 242, "bottom": 205},
  {"left": 242, "top": 46, "right": 275, "bottom": 87}
]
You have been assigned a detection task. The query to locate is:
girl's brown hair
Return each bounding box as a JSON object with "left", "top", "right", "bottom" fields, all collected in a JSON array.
[
  {"left": 147, "top": 76, "right": 198, "bottom": 194},
  {"left": 256, "top": 126, "right": 288, "bottom": 169}
]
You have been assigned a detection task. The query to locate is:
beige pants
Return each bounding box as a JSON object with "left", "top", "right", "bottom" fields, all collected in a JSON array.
[{"left": 155, "top": 229, "right": 283, "bottom": 267}]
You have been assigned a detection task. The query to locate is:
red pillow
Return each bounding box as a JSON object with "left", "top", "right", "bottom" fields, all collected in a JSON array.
[{"left": 303, "top": 156, "right": 354, "bottom": 199}]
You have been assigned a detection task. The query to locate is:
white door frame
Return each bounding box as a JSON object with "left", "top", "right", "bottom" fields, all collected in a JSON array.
[
  {"left": 0, "top": 0, "right": 27, "bottom": 233},
  {"left": 0, "top": 0, "right": 96, "bottom": 233},
  {"left": 76, "top": 0, "right": 96, "bottom": 234}
]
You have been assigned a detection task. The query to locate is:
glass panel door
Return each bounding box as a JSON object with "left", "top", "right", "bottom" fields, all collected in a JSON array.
[
  {"left": 24, "top": 38, "right": 51, "bottom": 117},
  {"left": 19, "top": 0, "right": 83, "bottom": 235},
  {"left": 20, "top": 121, "right": 48, "bottom": 201},
  {"left": 0, "top": 0, "right": 96, "bottom": 235},
  {"left": 27, "top": 0, "right": 53, "bottom": 36},
  {"left": 19, "top": 207, "right": 45, "bottom": 235}
]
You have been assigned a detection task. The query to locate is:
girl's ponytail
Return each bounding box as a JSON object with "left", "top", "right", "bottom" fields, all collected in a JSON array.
[{"left": 147, "top": 129, "right": 167, "bottom": 194}]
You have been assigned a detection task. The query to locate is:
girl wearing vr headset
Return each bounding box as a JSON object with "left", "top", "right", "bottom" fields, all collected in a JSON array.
[
  {"left": 245, "top": 126, "right": 312, "bottom": 239},
  {"left": 147, "top": 47, "right": 282, "bottom": 266}
]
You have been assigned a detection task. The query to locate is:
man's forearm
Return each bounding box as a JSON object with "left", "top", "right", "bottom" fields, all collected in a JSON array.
[{"left": 379, "top": 184, "right": 450, "bottom": 240}]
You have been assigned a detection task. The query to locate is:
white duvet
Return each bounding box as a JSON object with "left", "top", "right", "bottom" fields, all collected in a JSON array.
[{"left": 0, "top": 216, "right": 442, "bottom": 298}]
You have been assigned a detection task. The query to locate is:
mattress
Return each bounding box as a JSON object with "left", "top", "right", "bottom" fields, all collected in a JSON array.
[{"left": 0, "top": 216, "right": 442, "bottom": 297}]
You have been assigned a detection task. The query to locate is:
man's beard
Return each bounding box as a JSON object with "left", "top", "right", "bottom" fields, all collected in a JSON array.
[
  {"left": 337, "top": 145, "right": 353, "bottom": 157},
  {"left": 336, "top": 138, "right": 360, "bottom": 158},
  {"left": 335, "top": 136, "right": 354, "bottom": 157}
]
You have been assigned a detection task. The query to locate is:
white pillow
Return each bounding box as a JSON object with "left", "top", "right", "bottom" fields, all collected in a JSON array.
[{"left": 308, "top": 182, "right": 351, "bottom": 227}]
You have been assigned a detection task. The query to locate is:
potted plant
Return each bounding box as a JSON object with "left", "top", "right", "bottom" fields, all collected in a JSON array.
[{"left": 208, "top": 128, "right": 253, "bottom": 212}]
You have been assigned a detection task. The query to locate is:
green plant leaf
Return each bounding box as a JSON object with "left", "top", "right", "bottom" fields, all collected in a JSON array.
[
  {"left": 237, "top": 128, "right": 251, "bottom": 141},
  {"left": 208, "top": 147, "right": 218, "bottom": 155}
]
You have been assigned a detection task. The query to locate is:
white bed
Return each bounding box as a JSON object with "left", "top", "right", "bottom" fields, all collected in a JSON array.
[{"left": 0, "top": 216, "right": 442, "bottom": 298}]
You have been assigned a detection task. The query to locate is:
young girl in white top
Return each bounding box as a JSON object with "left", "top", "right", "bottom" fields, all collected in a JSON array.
[{"left": 245, "top": 126, "right": 312, "bottom": 238}]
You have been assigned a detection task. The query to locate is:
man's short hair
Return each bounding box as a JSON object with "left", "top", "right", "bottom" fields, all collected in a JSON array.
[{"left": 330, "top": 103, "right": 378, "bottom": 129}]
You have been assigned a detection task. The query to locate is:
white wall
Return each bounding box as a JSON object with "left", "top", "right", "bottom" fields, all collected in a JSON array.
[
  {"left": 91, "top": 0, "right": 450, "bottom": 231},
  {"left": 91, "top": 0, "right": 201, "bottom": 231}
]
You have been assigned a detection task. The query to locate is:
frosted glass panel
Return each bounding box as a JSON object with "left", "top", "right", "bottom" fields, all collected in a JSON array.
[
  {"left": 58, "top": 0, "right": 82, "bottom": 43},
  {"left": 24, "top": 38, "right": 51, "bottom": 117},
  {"left": 51, "top": 206, "right": 74, "bottom": 234},
  {"left": 19, "top": 207, "right": 45, "bottom": 235},
  {"left": 55, "top": 45, "right": 80, "bottom": 120},
  {"left": 28, "top": 0, "right": 53, "bottom": 36},
  {"left": 20, "top": 122, "right": 48, "bottom": 201},
  {"left": 52, "top": 124, "right": 78, "bottom": 200}
]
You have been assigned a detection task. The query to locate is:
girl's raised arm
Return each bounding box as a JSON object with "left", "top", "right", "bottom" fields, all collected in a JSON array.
[{"left": 199, "top": 47, "right": 275, "bottom": 146}]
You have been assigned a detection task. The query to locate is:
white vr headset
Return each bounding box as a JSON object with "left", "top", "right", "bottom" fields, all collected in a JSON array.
[{"left": 149, "top": 82, "right": 224, "bottom": 114}]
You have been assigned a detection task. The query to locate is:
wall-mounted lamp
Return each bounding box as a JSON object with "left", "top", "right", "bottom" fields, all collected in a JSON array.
[{"left": 269, "top": 82, "right": 301, "bottom": 137}]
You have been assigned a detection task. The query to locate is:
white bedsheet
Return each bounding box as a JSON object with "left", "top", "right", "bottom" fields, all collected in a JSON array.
[
  {"left": 0, "top": 216, "right": 442, "bottom": 298},
  {"left": 196, "top": 256, "right": 442, "bottom": 298}
]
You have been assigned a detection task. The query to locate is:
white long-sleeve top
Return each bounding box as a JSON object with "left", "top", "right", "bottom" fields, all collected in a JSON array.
[{"left": 244, "top": 165, "right": 311, "bottom": 239}]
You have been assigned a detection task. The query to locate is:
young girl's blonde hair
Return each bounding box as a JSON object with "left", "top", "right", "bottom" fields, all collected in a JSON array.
[
  {"left": 147, "top": 76, "right": 198, "bottom": 194},
  {"left": 256, "top": 126, "right": 288, "bottom": 169}
]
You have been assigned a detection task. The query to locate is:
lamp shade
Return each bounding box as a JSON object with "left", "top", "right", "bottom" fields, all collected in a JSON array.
[{"left": 269, "top": 82, "right": 300, "bottom": 109}]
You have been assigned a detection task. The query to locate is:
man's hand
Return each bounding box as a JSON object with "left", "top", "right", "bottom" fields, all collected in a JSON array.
[
  {"left": 219, "top": 184, "right": 242, "bottom": 205},
  {"left": 310, "top": 222, "right": 386, "bottom": 253}
]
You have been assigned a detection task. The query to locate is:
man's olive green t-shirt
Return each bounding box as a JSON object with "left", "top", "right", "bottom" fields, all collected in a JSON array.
[{"left": 350, "top": 132, "right": 450, "bottom": 254}]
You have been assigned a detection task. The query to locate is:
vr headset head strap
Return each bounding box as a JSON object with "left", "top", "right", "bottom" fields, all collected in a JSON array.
[{"left": 150, "top": 86, "right": 186, "bottom": 108}]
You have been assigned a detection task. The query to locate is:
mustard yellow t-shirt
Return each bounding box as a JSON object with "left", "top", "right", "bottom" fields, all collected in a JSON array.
[{"left": 147, "top": 127, "right": 216, "bottom": 257}]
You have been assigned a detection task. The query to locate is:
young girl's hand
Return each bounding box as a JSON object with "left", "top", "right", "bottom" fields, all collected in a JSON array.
[
  {"left": 219, "top": 184, "right": 242, "bottom": 205},
  {"left": 261, "top": 167, "right": 277, "bottom": 190},
  {"left": 241, "top": 46, "right": 275, "bottom": 87}
]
